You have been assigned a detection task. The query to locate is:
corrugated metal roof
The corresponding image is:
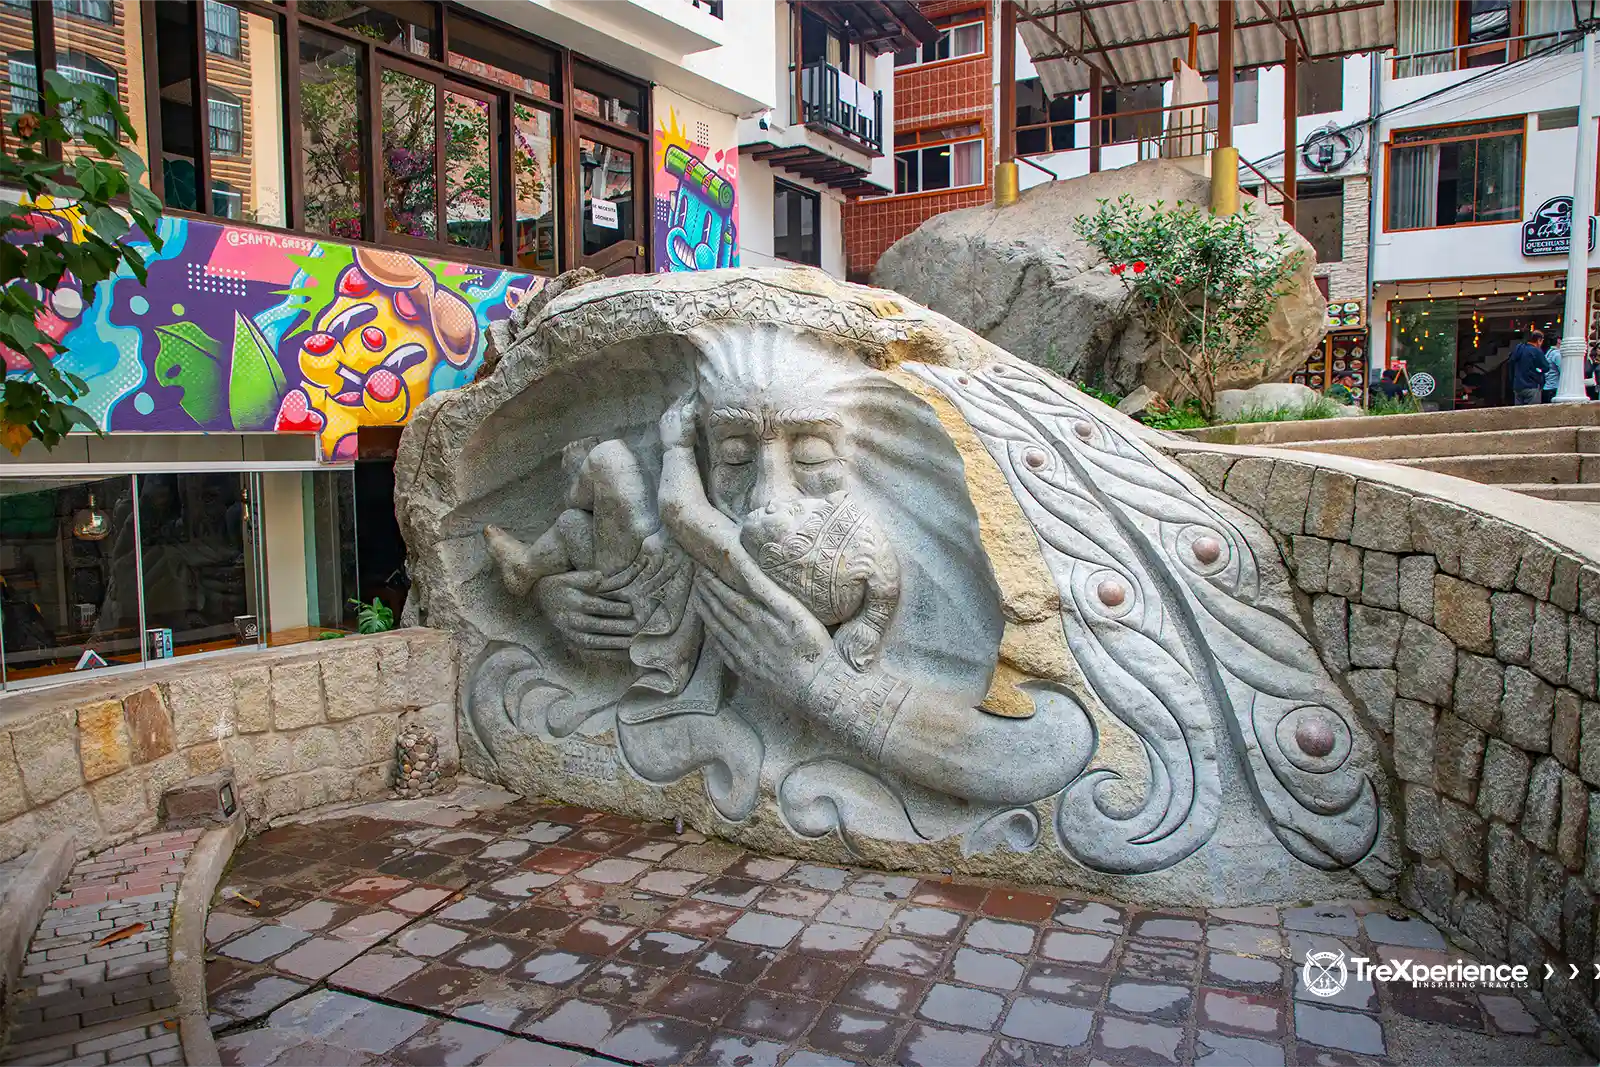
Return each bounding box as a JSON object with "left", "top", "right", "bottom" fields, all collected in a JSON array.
[{"left": 1018, "top": 0, "right": 1395, "bottom": 98}]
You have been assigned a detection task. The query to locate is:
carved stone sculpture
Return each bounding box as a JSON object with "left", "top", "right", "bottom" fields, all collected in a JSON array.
[{"left": 396, "top": 267, "right": 1394, "bottom": 905}]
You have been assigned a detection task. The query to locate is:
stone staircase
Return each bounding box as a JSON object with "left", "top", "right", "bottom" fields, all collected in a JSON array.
[{"left": 1182, "top": 402, "right": 1600, "bottom": 509}]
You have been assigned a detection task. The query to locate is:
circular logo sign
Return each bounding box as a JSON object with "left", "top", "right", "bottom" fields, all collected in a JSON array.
[
  {"left": 1302, "top": 950, "right": 1349, "bottom": 998},
  {"left": 1410, "top": 371, "right": 1437, "bottom": 398}
]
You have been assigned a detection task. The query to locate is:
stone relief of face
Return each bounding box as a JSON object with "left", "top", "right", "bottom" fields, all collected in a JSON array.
[{"left": 691, "top": 323, "right": 902, "bottom": 668}]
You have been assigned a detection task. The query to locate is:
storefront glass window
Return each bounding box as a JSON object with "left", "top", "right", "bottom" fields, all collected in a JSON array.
[
  {"left": 0, "top": 476, "right": 142, "bottom": 683},
  {"left": 300, "top": 28, "right": 367, "bottom": 240},
  {"left": 135, "top": 473, "right": 258, "bottom": 661},
  {"left": 514, "top": 103, "right": 558, "bottom": 273},
  {"left": 258, "top": 470, "right": 358, "bottom": 643},
  {"left": 1390, "top": 299, "right": 1459, "bottom": 412},
  {"left": 381, "top": 66, "right": 438, "bottom": 240}
]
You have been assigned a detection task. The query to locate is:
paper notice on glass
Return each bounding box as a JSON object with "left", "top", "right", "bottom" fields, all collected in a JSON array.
[{"left": 591, "top": 198, "right": 619, "bottom": 229}]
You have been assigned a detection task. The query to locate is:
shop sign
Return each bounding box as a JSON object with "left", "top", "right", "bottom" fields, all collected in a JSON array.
[
  {"left": 1522, "top": 196, "right": 1596, "bottom": 257},
  {"left": 591, "top": 197, "right": 619, "bottom": 229}
]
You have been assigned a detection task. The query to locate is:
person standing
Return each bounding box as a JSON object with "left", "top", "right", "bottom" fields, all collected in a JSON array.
[
  {"left": 1542, "top": 334, "right": 1562, "bottom": 403},
  {"left": 1508, "top": 331, "right": 1550, "bottom": 406}
]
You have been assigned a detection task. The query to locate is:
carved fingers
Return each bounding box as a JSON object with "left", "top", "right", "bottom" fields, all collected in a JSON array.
[
  {"left": 658, "top": 389, "right": 700, "bottom": 449},
  {"left": 535, "top": 571, "right": 637, "bottom": 651},
  {"left": 694, "top": 569, "right": 830, "bottom": 693}
]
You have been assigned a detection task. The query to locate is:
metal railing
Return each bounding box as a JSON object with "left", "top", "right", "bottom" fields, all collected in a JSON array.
[
  {"left": 1238, "top": 154, "right": 1296, "bottom": 212},
  {"left": 1390, "top": 28, "right": 1581, "bottom": 78},
  {"left": 800, "top": 61, "right": 883, "bottom": 153},
  {"left": 1013, "top": 98, "right": 1219, "bottom": 169}
]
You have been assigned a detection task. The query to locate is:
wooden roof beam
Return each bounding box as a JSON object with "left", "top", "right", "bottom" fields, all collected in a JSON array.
[{"left": 1254, "top": 0, "right": 1307, "bottom": 58}]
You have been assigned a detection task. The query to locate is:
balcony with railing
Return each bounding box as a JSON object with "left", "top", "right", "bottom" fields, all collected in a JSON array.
[{"left": 799, "top": 61, "right": 883, "bottom": 155}]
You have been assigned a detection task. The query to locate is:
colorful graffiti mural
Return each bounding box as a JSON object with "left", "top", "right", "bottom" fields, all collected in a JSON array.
[
  {"left": 10, "top": 208, "right": 540, "bottom": 460},
  {"left": 652, "top": 101, "right": 739, "bottom": 273}
]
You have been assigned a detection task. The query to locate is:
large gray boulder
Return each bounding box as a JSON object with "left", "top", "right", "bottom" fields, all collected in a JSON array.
[
  {"left": 873, "top": 159, "right": 1327, "bottom": 396},
  {"left": 395, "top": 266, "right": 1392, "bottom": 906}
]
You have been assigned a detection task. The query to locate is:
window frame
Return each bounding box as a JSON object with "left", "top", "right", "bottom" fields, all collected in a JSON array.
[
  {"left": 893, "top": 14, "right": 986, "bottom": 69},
  {"left": 130, "top": 1, "right": 649, "bottom": 275},
  {"left": 1295, "top": 179, "right": 1345, "bottom": 263},
  {"left": 206, "top": 85, "right": 243, "bottom": 156},
  {"left": 772, "top": 177, "right": 821, "bottom": 267},
  {"left": 204, "top": 0, "right": 241, "bottom": 58},
  {"left": 1382, "top": 115, "right": 1526, "bottom": 233},
  {"left": 892, "top": 134, "right": 985, "bottom": 197}
]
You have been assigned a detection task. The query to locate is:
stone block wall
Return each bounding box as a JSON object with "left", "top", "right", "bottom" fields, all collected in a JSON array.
[
  {"left": 0, "top": 629, "right": 457, "bottom": 861},
  {"left": 1167, "top": 442, "right": 1600, "bottom": 1047}
]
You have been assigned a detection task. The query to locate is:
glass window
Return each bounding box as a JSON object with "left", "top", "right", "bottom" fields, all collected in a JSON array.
[
  {"left": 901, "top": 19, "right": 985, "bottom": 65},
  {"left": 949, "top": 22, "right": 984, "bottom": 58},
  {"left": 205, "top": 0, "right": 241, "bottom": 58},
  {"left": 299, "top": 28, "right": 367, "bottom": 239},
  {"left": 54, "top": 51, "right": 118, "bottom": 138},
  {"left": 773, "top": 180, "right": 819, "bottom": 266},
  {"left": 208, "top": 87, "right": 243, "bottom": 156},
  {"left": 1388, "top": 120, "right": 1523, "bottom": 229},
  {"left": 1015, "top": 77, "right": 1073, "bottom": 155},
  {"left": 154, "top": 1, "right": 201, "bottom": 212},
  {"left": 300, "top": 0, "right": 436, "bottom": 58},
  {"left": 259, "top": 471, "right": 358, "bottom": 643},
  {"left": 1205, "top": 69, "right": 1259, "bottom": 128},
  {"left": 446, "top": 15, "right": 557, "bottom": 100},
  {"left": 53, "top": 0, "right": 112, "bottom": 23},
  {"left": 514, "top": 103, "right": 558, "bottom": 273},
  {"left": 0, "top": 476, "right": 142, "bottom": 683},
  {"left": 444, "top": 89, "right": 494, "bottom": 250},
  {"left": 574, "top": 62, "right": 643, "bottom": 129},
  {"left": 895, "top": 138, "right": 983, "bottom": 194},
  {"left": 1298, "top": 57, "right": 1343, "bottom": 116},
  {"left": 136, "top": 473, "right": 258, "bottom": 661},
  {"left": 1296, "top": 181, "right": 1343, "bottom": 262},
  {"left": 580, "top": 136, "right": 636, "bottom": 254},
  {"left": 6, "top": 51, "right": 37, "bottom": 118},
  {"left": 212, "top": 180, "right": 243, "bottom": 219},
  {"left": 380, "top": 66, "right": 437, "bottom": 240},
  {"left": 1462, "top": 0, "right": 1511, "bottom": 66}
]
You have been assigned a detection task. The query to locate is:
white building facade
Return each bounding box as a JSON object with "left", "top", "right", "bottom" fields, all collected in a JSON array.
[{"left": 1370, "top": 20, "right": 1595, "bottom": 409}]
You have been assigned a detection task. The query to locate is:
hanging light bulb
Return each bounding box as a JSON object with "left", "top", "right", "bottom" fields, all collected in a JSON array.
[{"left": 72, "top": 493, "right": 108, "bottom": 542}]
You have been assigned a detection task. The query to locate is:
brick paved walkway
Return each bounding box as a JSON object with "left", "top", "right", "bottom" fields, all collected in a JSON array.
[
  {"left": 203, "top": 788, "right": 1591, "bottom": 1067},
  {"left": 3, "top": 829, "right": 200, "bottom": 1066}
]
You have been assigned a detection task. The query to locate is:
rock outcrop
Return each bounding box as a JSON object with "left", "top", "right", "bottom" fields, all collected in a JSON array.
[{"left": 872, "top": 159, "right": 1327, "bottom": 396}]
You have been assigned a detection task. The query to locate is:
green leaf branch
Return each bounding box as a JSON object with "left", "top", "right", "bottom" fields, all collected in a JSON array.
[{"left": 0, "top": 71, "right": 165, "bottom": 453}]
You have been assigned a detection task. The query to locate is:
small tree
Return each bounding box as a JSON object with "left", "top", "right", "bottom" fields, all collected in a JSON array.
[
  {"left": 1074, "top": 195, "right": 1304, "bottom": 418},
  {"left": 0, "top": 72, "right": 165, "bottom": 454}
]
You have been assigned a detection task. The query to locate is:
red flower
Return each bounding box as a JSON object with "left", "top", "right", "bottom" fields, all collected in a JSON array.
[
  {"left": 1173, "top": 275, "right": 1185, "bottom": 284},
  {"left": 1132, "top": 261, "right": 1147, "bottom": 274},
  {"left": 1110, "top": 263, "right": 1127, "bottom": 275}
]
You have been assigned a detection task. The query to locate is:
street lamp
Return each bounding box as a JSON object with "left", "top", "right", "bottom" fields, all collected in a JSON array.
[{"left": 1557, "top": 7, "right": 1600, "bottom": 402}]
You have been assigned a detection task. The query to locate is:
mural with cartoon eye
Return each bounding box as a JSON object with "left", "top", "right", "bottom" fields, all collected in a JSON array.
[{"left": 3, "top": 206, "right": 542, "bottom": 460}]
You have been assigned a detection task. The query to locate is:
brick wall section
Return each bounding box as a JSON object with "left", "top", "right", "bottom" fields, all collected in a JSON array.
[
  {"left": 842, "top": 3, "right": 992, "bottom": 279},
  {"left": 1168, "top": 444, "right": 1600, "bottom": 1051},
  {"left": 0, "top": 630, "right": 458, "bottom": 863}
]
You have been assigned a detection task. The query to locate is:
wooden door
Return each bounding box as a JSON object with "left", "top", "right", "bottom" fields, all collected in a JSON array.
[{"left": 575, "top": 123, "right": 647, "bottom": 275}]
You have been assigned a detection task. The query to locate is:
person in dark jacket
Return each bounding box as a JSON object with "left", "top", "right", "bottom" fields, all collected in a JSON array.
[{"left": 1508, "top": 331, "right": 1551, "bottom": 405}]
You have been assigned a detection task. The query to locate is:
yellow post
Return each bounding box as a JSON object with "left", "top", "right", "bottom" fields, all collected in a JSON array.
[
  {"left": 995, "top": 161, "right": 1020, "bottom": 207},
  {"left": 1210, "top": 146, "right": 1239, "bottom": 215}
]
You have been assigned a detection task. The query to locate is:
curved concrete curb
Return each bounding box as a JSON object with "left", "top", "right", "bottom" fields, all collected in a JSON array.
[
  {"left": 0, "top": 832, "right": 75, "bottom": 1032},
  {"left": 170, "top": 819, "right": 244, "bottom": 1067}
]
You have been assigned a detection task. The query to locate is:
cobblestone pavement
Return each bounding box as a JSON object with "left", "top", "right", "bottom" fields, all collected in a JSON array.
[
  {"left": 3, "top": 828, "right": 200, "bottom": 1066},
  {"left": 205, "top": 788, "right": 1589, "bottom": 1067}
]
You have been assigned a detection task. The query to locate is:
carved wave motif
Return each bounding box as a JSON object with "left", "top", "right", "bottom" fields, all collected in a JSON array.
[{"left": 912, "top": 361, "right": 1379, "bottom": 873}]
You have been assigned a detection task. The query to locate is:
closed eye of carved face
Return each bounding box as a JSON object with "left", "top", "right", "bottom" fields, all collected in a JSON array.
[
  {"left": 792, "top": 435, "right": 838, "bottom": 467},
  {"left": 717, "top": 436, "right": 756, "bottom": 466}
]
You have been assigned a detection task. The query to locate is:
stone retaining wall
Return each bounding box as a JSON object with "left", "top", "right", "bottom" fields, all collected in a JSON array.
[
  {"left": 1165, "top": 441, "right": 1600, "bottom": 1049},
  {"left": 0, "top": 630, "right": 457, "bottom": 862}
]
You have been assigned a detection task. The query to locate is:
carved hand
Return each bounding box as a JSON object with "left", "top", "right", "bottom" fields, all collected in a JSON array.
[
  {"left": 534, "top": 570, "right": 637, "bottom": 651},
  {"left": 694, "top": 568, "right": 831, "bottom": 696}
]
